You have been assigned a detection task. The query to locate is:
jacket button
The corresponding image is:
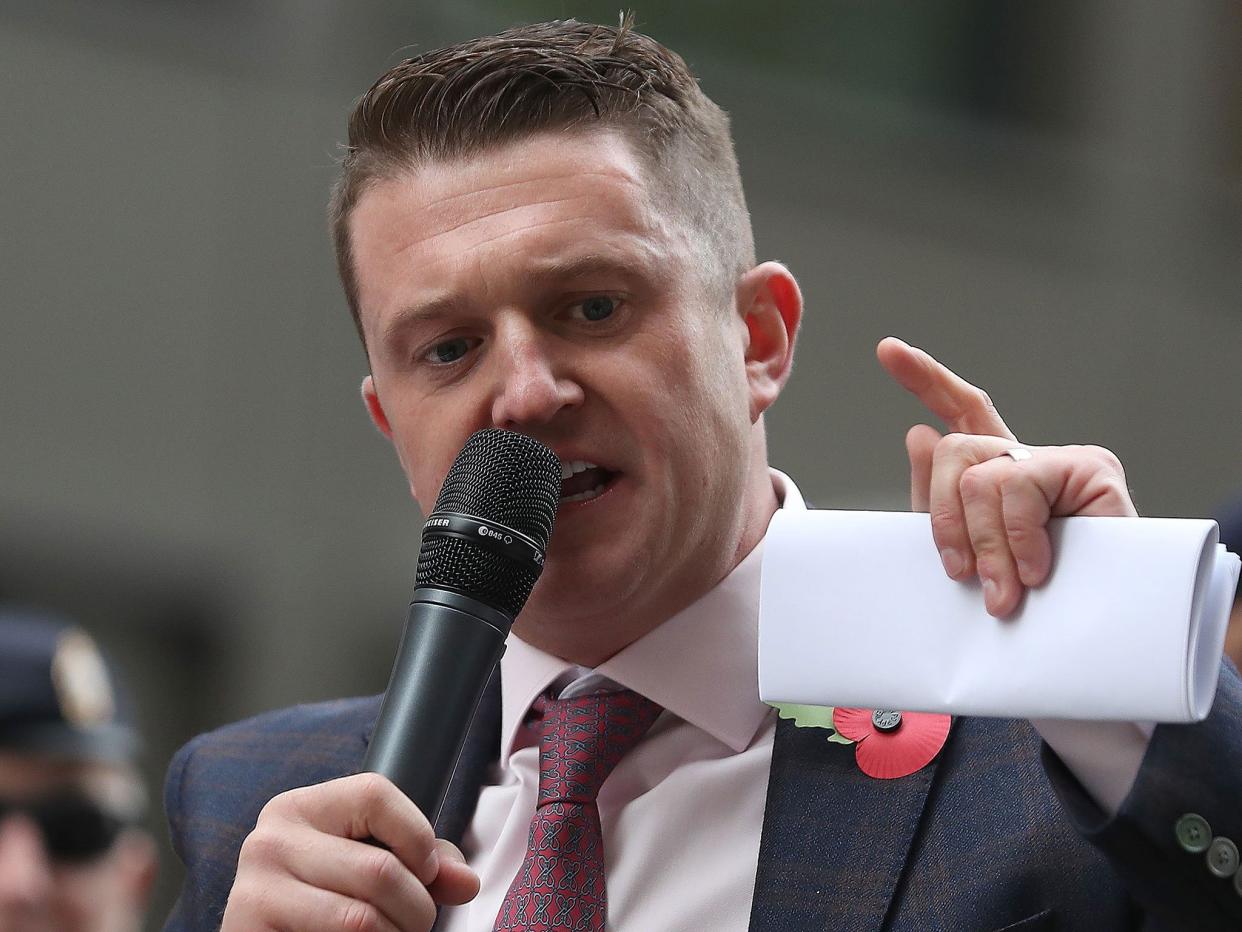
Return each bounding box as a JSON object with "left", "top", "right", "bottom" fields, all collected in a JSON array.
[
  {"left": 1176, "top": 814, "right": 1211, "bottom": 853},
  {"left": 1207, "top": 837, "right": 1240, "bottom": 878}
]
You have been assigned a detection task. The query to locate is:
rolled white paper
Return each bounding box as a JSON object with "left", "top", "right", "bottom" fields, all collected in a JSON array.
[{"left": 758, "top": 511, "right": 1241, "bottom": 722}]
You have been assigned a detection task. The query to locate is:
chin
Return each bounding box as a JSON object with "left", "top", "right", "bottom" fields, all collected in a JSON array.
[{"left": 524, "top": 559, "right": 637, "bottom": 623}]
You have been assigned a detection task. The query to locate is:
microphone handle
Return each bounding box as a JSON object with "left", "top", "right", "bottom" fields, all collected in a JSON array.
[{"left": 362, "top": 588, "right": 511, "bottom": 823}]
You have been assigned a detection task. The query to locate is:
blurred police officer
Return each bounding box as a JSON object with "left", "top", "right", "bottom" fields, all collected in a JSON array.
[{"left": 0, "top": 608, "right": 156, "bottom": 932}]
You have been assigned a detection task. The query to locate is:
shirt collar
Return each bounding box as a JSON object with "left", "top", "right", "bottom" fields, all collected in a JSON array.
[{"left": 498, "top": 468, "right": 805, "bottom": 758}]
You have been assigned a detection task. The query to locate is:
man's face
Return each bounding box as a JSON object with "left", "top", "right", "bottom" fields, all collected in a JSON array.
[
  {"left": 352, "top": 130, "right": 769, "bottom": 660},
  {"left": 0, "top": 752, "right": 154, "bottom": 932}
]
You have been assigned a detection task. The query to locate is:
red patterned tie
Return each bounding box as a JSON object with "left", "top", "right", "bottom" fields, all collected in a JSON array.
[{"left": 494, "top": 688, "right": 663, "bottom": 932}]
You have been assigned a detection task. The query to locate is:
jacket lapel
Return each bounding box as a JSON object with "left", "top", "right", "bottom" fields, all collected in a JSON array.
[{"left": 748, "top": 715, "right": 944, "bottom": 932}]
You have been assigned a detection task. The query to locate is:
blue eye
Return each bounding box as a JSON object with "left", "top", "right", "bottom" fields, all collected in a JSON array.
[
  {"left": 424, "top": 338, "right": 472, "bottom": 364},
  {"left": 578, "top": 296, "right": 616, "bottom": 322}
]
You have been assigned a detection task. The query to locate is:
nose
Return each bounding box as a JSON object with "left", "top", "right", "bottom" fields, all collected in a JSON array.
[
  {"left": 0, "top": 814, "right": 54, "bottom": 913},
  {"left": 489, "top": 324, "right": 583, "bottom": 430}
]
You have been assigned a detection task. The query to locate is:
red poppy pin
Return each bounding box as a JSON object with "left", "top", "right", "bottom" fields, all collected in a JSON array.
[{"left": 770, "top": 703, "right": 951, "bottom": 779}]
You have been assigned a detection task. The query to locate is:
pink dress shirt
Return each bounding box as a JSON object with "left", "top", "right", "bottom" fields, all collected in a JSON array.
[{"left": 439, "top": 470, "right": 1151, "bottom": 930}]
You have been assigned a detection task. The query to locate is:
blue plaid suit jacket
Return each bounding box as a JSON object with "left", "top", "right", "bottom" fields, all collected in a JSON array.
[{"left": 164, "top": 664, "right": 1242, "bottom": 931}]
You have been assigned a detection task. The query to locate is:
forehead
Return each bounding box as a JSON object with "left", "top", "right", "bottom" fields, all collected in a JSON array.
[
  {"left": 348, "top": 131, "right": 682, "bottom": 325},
  {"left": 371, "top": 130, "right": 655, "bottom": 230}
]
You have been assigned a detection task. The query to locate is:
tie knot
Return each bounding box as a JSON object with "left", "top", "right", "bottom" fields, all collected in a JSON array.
[{"left": 532, "top": 688, "right": 662, "bottom": 806}]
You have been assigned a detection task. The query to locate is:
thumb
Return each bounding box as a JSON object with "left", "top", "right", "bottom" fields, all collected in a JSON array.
[
  {"left": 905, "top": 424, "right": 941, "bottom": 512},
  {"left": 427, "top": 839, "right": 480, "bottom": 906}
]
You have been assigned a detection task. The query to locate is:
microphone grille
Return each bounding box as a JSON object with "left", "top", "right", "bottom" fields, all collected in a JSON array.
[{"left": 414, "top": 429, "right": 560, "bottom": 617}]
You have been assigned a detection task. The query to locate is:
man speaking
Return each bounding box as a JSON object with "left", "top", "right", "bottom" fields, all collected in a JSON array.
[{"left": 163, "top": 19, "right": 1242, "bottom": 931}]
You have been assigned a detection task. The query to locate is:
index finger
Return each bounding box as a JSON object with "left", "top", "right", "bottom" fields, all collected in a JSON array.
[
  {"left": 277, "top": 773, "right": 439, "bottom": 884},
  {"left": 876, "top": 336, "right": 1016, "bottom": 440}
]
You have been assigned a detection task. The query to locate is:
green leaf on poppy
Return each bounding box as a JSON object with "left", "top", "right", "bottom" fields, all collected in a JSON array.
[{"left": 768, "top": 702, "right": 855, "bottom": 744}]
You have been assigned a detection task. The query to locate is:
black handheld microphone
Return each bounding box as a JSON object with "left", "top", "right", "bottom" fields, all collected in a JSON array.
[{"left": 362, "top": 428, "right": 561, "bottom": 822}]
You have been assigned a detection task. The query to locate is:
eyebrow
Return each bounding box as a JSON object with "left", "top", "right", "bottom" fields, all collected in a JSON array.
[
  {"left": 525, "top": 252, "right": 648, "bottom": 283},
  {"left": 380, "top": 295, "right": 463, "bottom": 350}
]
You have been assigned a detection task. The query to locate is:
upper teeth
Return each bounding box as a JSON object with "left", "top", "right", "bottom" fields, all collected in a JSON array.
[{"left": 560, "top": 459, "right": 598, "bottom": 480}]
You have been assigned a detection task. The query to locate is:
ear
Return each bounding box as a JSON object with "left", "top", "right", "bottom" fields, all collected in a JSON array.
[
  {"left": 361, "top": 374, "right": 424, "bottom": 503},
  {"left": 735, "top": 261, "right": 802, "bottom": 422},
  {"left": 361, "top": 374, "right": 393, "bottom": 438}
]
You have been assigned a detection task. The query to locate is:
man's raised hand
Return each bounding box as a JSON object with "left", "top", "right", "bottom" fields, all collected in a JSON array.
[
  {"left": 221, "top": 772, "right": 479, "bottom": 931},
  {"left": 876, "top": 337, "right": 1137, "bottom": 618}
]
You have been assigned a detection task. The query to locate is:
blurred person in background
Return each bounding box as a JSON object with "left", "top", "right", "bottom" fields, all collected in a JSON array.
[
  {"left": 0, "top": 608, "right": 157, "bottom": 932},
  {"left": 1219, "top": 498, "right": 1242, "bottom": 668}
]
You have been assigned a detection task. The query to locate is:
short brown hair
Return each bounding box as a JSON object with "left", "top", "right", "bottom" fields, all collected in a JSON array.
[{"left": 329, "top": 18, "right": 755, "bottom": 349}]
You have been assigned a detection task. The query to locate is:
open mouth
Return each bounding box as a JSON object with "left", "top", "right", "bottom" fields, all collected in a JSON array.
[{"left": 559, "top": 460, "right": 618, "bottom": 504}]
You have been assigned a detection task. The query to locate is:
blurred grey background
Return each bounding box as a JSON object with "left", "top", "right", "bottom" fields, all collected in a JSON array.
[{"left": 1, "top": 0, "right": 1239, "bottom": 924}]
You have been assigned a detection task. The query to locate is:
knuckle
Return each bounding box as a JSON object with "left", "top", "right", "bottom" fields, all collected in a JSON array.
[
  {"left": 1103, "top": 472, "right": 1129, "bottom": 493},
  {"left": 974, "top": 553, "right": 1008, "bottom": 580},
  {"left": 408, "top": 890, "right": 437, "bottom": 930},
  {"left": 998, "top": 477, "right": 1038, "bottom": 515},
  {"left": 340, "top": 900, "right": 384, "bottom": 932},
  {"left": 225, "top": 881, "right": 284, "bottom": 925},
  {"left": 259, "top": 783, "right": 315, "bottom": 823},
  {"left": 999, "top": 494, "right": 1035, "bottom": 529},
  {"left": 239, "top": 826, "right": 286, "bottom": 867},
  {"left": 958, "top": 466, "right": 993, "bottom": 502},
  {"left": 970, "top": 527, "right": 1006, "bottom": 555},
  {"left": 1086, "top": 444, "right": 1124, "bottom": 473},
  {"left": 256, "top": 792, "right": 292, "bottom": 824},
  {"left": 409, "top": 818, "right": 436, "bottom": 855},
  {"left": 352, "top": 772, "right": 392, "bottom": 802},
  {"left": 973, "top": 387, "right": 995, "bottom": 411},
  {"left": 938, "top": 432, "right": 970, "bottom": 456},
  {"left": 929, "top": 507, "right": 960, "bottom": 538},
  {"left": 997, "top": 472, "right": 1025, "bottom": 496},
  {"left": 361, "top": 848, "right": 404, "bottom": 894},
  {"left": 1095, "top": 473, "right": 1132, "bottom": 502},
  {"left": 1000, "top": 517, "right": 1040, "bottom": 548},
  {"left": 398, "top": 805, "right": 434, "bottom": 846}
]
